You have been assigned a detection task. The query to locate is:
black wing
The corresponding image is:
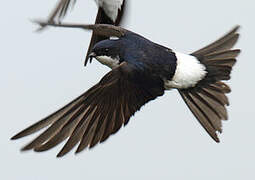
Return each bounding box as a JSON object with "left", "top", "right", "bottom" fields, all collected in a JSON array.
[{"left": 11, "top": 62, "right": 164, "bottom": 157}]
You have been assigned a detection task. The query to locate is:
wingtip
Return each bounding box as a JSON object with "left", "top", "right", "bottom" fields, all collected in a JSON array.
[
  {"left": 75, "top": 145, "right": 84, "bottom": 154},
  {"left": 214, "top": 131, "right": 221, "bottom": 143},
  {"left": 34, "top": 146, "right": 45, "bottom": 152},
  {"left": 31, "top": 19, "right": 44, "bottom": 27},
  {"left": 230, "top": 25, "right": 241, "bottom": 34},
  {"left": 56, "top": 151, "right": 65, "bottom": 158},
  {"left": 234, "top": 25, "right": 241, "bottom": 31},
  {"left": 212, "top": 133, "right": 220, "bottom": 143},
  {"left": 21, "top": 146, "right": 32, "bottom": 152},
  {"left": 231, "top": 25, "right": 241, "bottom": 39},
  {"left": 56, "top": 148, "right": 83, "bottom": 158},
  {"left": 74, "top": 148, "right": 85, "bottom": 156},
  {"left": 56, "top": 153, "right": 63, "bottom": 158},
  {"left": 10, "top": 135, "right": 18, "bottom": 140},
  {"left": 10, "top": 133, "right": 23, "bottom": 140},
  {"left": 56, "top": 149, "right": 68, "bottom": 158},
  {"left": 21, "top": 142, "right": 37, "bottom": 151},
  {"left": 30, "top": 19, "right": 49, "bottom": 32}
]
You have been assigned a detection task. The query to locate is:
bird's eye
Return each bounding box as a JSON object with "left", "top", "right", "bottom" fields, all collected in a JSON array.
[{"left": 105, "top": 48, "right": 109, "bottom": 52}]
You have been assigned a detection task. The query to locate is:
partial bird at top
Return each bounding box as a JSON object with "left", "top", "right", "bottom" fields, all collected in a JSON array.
[
  {"left": 39, "top": 0, "right": 126, "bottom": 65},
  {"left": 12, "top": 21, "right": 240, "bottom": 157}
]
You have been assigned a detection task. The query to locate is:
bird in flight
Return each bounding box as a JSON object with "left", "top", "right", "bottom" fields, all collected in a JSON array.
[
  {"left": 39, "top": 0, "right": 126, "bottom": 65},
  {"left": 11, "top": 22, "right": 240, "bottom": 157}
]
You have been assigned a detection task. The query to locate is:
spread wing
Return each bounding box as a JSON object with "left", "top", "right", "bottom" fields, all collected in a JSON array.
[{"left": 11, "top": 62, "right": 164, "bottom": 157}]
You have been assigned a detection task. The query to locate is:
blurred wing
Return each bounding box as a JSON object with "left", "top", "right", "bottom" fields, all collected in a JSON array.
[
  {"left": 36, "top": 0, "right": 76, "bottom": 31},
  {"left": 11, "top": 62, "right": 164, "bottom": 157},
  {"left": 36, "top": 21, "right": 128, "bottom": 37},
  {"left": 50, "top": 0, "right": 76, "bottom": 22},
  {"left": 48, "top": 0, "right": 76, "bottom": 22}
]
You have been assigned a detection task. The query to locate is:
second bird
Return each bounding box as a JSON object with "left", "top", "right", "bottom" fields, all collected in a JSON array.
[{"left": 41, "top": 0, "right": 126, "bottom": 64}]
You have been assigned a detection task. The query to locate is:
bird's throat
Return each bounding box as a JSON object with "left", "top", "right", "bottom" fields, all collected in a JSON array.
[{"left": 95, "top": 55, "right": 120, "bottom": 69}]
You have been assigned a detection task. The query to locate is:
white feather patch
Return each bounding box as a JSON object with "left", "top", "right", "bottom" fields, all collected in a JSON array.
[
  {"left": 95, "top": 0, "right": 124, "bottom": 22},
  {"left": 164, "top": 52, "right": 207, "bottom": 89},
  {"left": 96, "top": 55, "right": 120, "bottom": 69},
  {"left": 110, "top": 36, "right": 120, "bottom": 40}
]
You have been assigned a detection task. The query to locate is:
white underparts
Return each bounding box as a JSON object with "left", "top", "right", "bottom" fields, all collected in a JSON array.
[
  {"left": 96, "top": 55, "right": 120, "bottom": 69},
  {"left": 164, "top": 52, "right": 207, "bottom": 89},
  {"left": 95, "top": 0, "right": 124, "bottom": 22}
]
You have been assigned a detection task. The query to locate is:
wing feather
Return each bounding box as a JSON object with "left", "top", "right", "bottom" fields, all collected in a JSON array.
[{"left": 12, "top": 63, "right": 164, "bottom": 157}]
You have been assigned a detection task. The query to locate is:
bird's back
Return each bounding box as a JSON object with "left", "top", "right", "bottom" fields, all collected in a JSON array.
[{"left": 120, "top": 33, "right": 178, "bottom": 81}]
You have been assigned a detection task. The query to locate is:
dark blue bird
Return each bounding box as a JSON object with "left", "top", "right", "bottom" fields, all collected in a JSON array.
[{"left": 11, "top": 22, "right": 240, "bottom": 157}]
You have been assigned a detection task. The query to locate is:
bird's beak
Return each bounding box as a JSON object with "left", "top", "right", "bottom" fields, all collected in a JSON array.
[
  {"left": 88, "top": 52, "right": 96, "bottom": 63},
  {"left": 89, "top": 52, "right": 96, "bottom": 59}
]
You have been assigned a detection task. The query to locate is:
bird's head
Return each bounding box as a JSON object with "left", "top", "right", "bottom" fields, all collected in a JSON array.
[{"left": 89, "top": 39, "right": 123, "bottom": 69}]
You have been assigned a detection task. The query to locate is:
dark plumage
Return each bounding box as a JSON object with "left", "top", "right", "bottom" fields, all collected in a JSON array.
[{"left": 11, "top": 22, "right": 240, "bottom": 157}]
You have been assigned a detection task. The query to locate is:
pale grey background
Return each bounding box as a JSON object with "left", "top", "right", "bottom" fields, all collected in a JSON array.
[{"left": 1, "top": 0, "right": 254, "bottom": 179}]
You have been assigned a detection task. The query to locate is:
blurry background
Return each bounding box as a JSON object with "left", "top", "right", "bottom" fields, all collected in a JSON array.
[{"left": 1, "top": 0, "right": 254, "bottom": 179}]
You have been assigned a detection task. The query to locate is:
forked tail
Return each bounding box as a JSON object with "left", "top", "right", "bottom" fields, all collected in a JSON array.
[{"left": 178, "top": 26, "right": 240, "bottom": 142}]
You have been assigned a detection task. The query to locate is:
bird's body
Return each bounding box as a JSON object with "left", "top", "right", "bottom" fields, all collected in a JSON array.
[
  {"left": 95, "top": 32, "right": 177, "bottom": 74},
  {"left": 12, "top": 23, "right": 240, "bottom": 157},
  {"left": 93, "top": 32, "right": 207, "bottom": 91}
]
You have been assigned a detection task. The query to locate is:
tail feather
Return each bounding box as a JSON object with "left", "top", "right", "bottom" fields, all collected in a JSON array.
[
  {"left": 204, "top": 49, "right": 240, "bottom": 60},
  {"left": 200, "top": 87, "right": 229, "bottom": 106},
  {"left": 210, "top": 81, "right": 231, "bottom": 93},
  {"left": 192, "top": 26, "right": 240, "bottom": 57},
  {"left": 179, "top": 26, "right": 240, "bottom": 142},
  {"left": 179, "top": 91, "right": 220, "bottom": 142}
]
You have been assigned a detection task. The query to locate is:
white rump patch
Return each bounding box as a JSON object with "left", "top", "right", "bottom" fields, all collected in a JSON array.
[
  {"left": 95, "top": 0, "right": 124, "bottom": 22},
  {"left": 96, "top": 55, "right": 120, "bottom": 69},
  {"left": 164, "top": 52, "right": 207, "bottom": 89}
]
